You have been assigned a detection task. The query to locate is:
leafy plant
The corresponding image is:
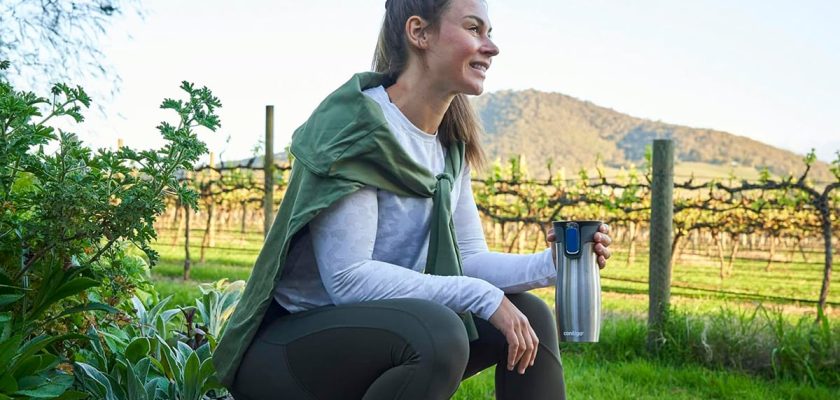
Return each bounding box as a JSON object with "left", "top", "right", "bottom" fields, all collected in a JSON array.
[
  {"left": 0, "top": 324, "right": 86, "bottom": 399},
  {"left": 74, "top": 332, "right": 169, "bottom": 400},
  {"left": 73, "top": 283, "right": 237, "bottom": 400},
  {"left": 194, "top": 279, "right": 244, "bottom": 344},
  {"left": 0, "top": 59, "right": 219, "bottom": 399},
  {"left": 156, "top": 338, "right": 220, "bottom": 400},
  {"left": 130, "top": 295, "right": 180, "bottom": 343}
]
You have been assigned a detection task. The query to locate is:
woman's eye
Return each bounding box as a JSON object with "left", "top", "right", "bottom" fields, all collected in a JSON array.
[{"left": 469, "top": 26, "right": 479, "bottom": 33}]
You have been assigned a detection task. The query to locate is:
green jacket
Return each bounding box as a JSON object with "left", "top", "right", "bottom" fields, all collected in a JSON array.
[{"left": 213, "top": 72, "right": 478, "bottom": 387}]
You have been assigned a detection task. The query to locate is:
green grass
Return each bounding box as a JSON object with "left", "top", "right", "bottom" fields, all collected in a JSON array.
[
  {"left": 146, "top": 231, "right": 840, "bottom": 398},
  {"left": 605, "top": 251, "right": 837, "bottom": 304},
  {"left": 455, "top": 352, "right": 840, "bottom": 400}
]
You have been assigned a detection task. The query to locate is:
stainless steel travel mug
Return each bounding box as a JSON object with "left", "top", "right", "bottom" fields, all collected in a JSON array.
[{"left": 553, "top": 220, "right": 602, "bottom": 343}]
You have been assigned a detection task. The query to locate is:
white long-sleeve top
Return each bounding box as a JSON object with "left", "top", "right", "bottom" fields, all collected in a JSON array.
[{"left": 273, "top": 85, "right": 556, "bottom": 320}]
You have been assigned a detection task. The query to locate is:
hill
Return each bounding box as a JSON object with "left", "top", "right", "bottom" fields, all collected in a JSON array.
[{"left": 471, "top": 89, "right": 835, "bottom": 181}]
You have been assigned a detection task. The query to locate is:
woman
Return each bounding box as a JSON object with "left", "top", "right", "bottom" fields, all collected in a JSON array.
[{"left": 214, "top": 1, "right": 613, "bottom": 399}]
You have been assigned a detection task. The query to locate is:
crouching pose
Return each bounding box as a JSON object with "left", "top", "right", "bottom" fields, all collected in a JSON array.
[{"left": 213, "top": 1, "right": 612, "bottom": 399}]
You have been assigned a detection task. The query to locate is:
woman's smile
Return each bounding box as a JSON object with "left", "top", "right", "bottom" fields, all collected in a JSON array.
[{"left": 469, "top": 60, "right": 490, "bottom": 77}]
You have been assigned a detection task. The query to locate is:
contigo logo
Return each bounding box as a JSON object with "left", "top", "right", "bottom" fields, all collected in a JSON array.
[{"left": 563, "top": 331, "right": 584, "bottom": 337}]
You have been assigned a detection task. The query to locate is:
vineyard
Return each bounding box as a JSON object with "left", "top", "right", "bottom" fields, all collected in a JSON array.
[
  {"left": 156, "top": 148, "right": 840, "bottom": 310},
  {"left": 4, "top": 2, "right": 839, "bottom": 394}
]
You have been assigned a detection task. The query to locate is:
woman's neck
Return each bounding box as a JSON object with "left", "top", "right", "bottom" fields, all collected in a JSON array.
[{"left": 385, "top": 68, "right": 454, "bottom": 135}]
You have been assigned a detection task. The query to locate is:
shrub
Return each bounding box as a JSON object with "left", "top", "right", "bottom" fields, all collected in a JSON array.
[{"left": 0, "top": 59, "right": 218, "bottom": 398}]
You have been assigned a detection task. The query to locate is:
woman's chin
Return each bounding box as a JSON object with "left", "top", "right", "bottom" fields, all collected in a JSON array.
[{"left": 460, "top": 82, "right": 484, "bottom": 96}]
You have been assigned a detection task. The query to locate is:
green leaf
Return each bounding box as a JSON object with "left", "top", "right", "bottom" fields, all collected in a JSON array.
[
  {"left": 0, "top": 372, "right": 18, "bottom": 394},
  {"left": 182, "top": 350, "right": 201, "bottom": 400},
  {"left": 156, "top": 337, "right": 177, "bottom": 381},
  {"left": 28, "top": 277, "right": 101, "bottom": 321},
  {"left": 143, "top": 379, "right": 160, "bottom": 400},
  {"left": 14, "top": 371, "right": 73, "bottom": 398},
  {"left": 0, "top": 335, "right": 22, "bottom": 372},
  {"left": 99, "top": 330, "right": 129, "bottom": 356},
  {"left": 0, "top": 295, "right": 23, "bottom": 308},
  {"left": 198, "top": 359, "right": 220, "bottom": 391},
  {"left": 12, "top": 354, "right": 58, "bottom": 380},
  {"left": 74, "top": 362, "right": 116, "bottom": 400},
  {"left": 125, "top": 359, "right": 147, "bottom": 400},
  {"left": 51, "top": 302, "right": 119, "bottom": 321},
  {"left": 52, "top": 277, "right": 100, "bottom": 301},
  {"left": 53, "top": 390, "right": 89, "bottom": 400},
  {"left": 125, "top": 338, "right": 151, "bottom": 364},
  {"left": 13, "top": 334, "right": 86, "bottom": 373}
]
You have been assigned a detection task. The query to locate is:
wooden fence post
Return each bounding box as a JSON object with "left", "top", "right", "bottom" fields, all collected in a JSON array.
[
  {"left": 200, "top": 152, "right": 216, "bottom": 263},
  {"left": 183, "top": 171, "right": 192, "bottom": 281},
  {"left": 626, "top": 221, "right": 637, "bottom": 268},
  {"left": 264, "top": 105, "right": 275, "bottom": 238},
  {"left": 208, "top": 151, "right": 217, "bottom": 247},
  {"left": 647, "top": 139, "right": 674, "bottom": 352}
]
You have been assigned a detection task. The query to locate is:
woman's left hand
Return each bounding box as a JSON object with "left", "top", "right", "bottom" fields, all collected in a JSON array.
[{"left": 547, "top": 223, "right": 612, "bottom": 269}]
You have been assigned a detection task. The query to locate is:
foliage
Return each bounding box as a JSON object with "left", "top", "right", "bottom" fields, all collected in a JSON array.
[
  {"left": 74, "top": 332, "right": 221, "bottom": 400},
  {"left": 74, "top": 331, "right": 168, "bottom": 400},
  {"left": 0, "top": 60, "right": 218, "bottom": 398},
  {"left": 0, "top": 0, "right": 142, "bottom": 105},
  {"left": 73, "top": 280, "right": 238, "bottom": 400},
  {"left": 0, "top": 328, "right": 87, "bottom": 399},
  {"left": 193, "top": 279, "right": 245, "bottom": 345}
]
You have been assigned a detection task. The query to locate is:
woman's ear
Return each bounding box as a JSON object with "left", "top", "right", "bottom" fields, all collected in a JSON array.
[{"left": 405, "top": 15, "right": 431, "bottom": 50}]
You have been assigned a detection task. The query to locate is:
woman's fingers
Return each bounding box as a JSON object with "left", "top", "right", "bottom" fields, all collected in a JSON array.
[
  {"left": 516, "top": 321, "right": 533, "bottom": 374},
  {"left": 489, "top": 297, "right": 539, "bottom": 375},
  {"left": 506, "top": 327, "right": 521, "bottom": 370},
  {"left": 599, "top": 223, "right": 611, "bottom": 234},
  {"left": 594, "top": 243, "right": 611, "bottom": 259},
  {"left": 528, "top": 325, "right": 539, "bottom": 367},
  {"left": 506, "top": 318, "right": 535, "bottom": 374},
  {"left": 594, "top": 232, "right": 612, "bottom": 247}
]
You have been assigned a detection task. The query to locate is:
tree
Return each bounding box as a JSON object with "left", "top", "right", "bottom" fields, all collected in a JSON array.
[{"left": 0, "top": 0, "right": 141, "bottom": 98}]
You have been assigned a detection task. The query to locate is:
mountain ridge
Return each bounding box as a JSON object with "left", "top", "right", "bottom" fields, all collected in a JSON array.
[{"left": 471, "top": 88, "right": 835, "bottom": 181}]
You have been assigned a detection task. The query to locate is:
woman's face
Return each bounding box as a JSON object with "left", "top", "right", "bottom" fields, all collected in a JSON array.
[{"left": 425, "top": 0, "right": 499, "bottom": 96}]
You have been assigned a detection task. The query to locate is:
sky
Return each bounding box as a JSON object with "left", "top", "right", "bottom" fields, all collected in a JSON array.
[{"left": 67, "top": 0, "right": 840, "bottom": 164}]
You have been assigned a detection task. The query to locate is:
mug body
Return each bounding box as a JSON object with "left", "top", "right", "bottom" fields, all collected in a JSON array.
[{"left": 553, "top": 220, "right": 602, "bottom": 343}]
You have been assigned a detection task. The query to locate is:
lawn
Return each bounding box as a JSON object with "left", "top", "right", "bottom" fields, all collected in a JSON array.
[{"left": 454, "top": 353, "right": 838, "bottom": 400}]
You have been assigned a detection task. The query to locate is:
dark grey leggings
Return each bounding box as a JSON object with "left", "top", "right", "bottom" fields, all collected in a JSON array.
[{"left": 231, "top": 293, "right": 566, "bottom": 400}]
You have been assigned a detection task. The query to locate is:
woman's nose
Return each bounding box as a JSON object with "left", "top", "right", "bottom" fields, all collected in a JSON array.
[{"left": 482, "top": 38, "right": 500, "bottom": 57}]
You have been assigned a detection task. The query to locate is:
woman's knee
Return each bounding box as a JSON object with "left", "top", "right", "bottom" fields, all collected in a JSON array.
[
  {"left": 507, "top": 292, "right": 558, "bottom": 347},
  {"left": 393, "top": 298, "right": 471, "bottom": 370}
]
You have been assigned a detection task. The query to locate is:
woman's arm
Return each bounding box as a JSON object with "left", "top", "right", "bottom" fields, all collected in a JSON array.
[
  {"left": 454, "top": 166, "right": 556, "bottom": 293},
  {"left": 310, "top": 186, "right": 504, "bottom": 320}
]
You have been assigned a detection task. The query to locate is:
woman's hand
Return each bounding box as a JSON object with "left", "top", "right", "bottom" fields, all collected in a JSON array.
[
  {"left": 488, "top": 296, "right": 539, "bottom": 375},
  {"left": 547, "top": 223, "right": 612, "bottom": 269}
]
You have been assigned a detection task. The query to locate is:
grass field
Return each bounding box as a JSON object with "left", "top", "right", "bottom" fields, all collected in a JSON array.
[
  {"left": 146, "top": 229, "right": 840, "bottom": 398},
  {"left": 454, "top": 353, "right": 839, "bottom": 400}
]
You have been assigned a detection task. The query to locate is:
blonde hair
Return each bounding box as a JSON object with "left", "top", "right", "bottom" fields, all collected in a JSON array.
[{"left": 372, "top": 0, "right": 487, "bottom": 171}]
